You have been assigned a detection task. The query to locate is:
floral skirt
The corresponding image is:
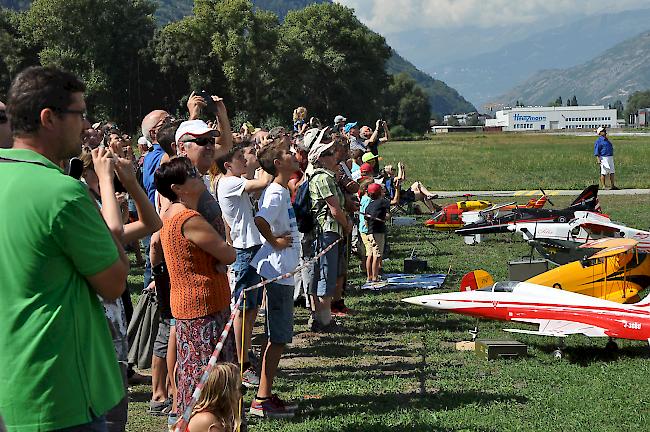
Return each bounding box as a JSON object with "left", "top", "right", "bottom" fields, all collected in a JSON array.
[{"left": 175, "top": 308, "right": 236, "bottom": 417}]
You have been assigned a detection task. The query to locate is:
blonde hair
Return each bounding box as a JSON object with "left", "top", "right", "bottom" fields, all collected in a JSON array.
[
  {"left": 293, "top": 106, "right": 307, "bottom": 122},
  {"left": 191, "top": 363, "right": 242, "bottom": 431}
]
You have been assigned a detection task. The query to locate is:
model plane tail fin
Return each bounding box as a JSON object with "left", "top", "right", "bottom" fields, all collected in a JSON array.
[
  {"left": 570, "top": 185, "right": 600, "bottom": 211},
  {"left": 460, "top": 270, "right": 494, "bottom": 292}
]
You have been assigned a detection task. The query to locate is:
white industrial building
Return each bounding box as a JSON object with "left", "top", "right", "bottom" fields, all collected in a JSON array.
[{"left": 485, "top": 106, "right": 618, "bottom": 131}]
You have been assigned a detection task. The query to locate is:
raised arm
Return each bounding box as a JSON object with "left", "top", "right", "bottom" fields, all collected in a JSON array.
[
  {"left": 244, "top": 168, "right": 274, "bottom": 193},
  {"left": 91, "top": 147, "right": 124, "bottom": 239},
  {"left": 114, "top": 157, "right": 163, "bottom": 244}
]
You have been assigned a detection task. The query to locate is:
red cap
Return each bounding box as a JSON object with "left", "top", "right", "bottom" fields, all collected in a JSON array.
[
  {"left": 360, "top": 163, "right": 373, "bottom": 173},
  {"left": 367, "top": 183, "right": 381, "bottom": 196}
]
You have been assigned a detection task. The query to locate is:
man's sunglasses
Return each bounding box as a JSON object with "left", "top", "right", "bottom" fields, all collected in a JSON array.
[
  {"left": 186, "top": 135, "right": 217, "bottom": 146},
  {"left": 0, "top": 110, "right": 7, "bottom": 124}
]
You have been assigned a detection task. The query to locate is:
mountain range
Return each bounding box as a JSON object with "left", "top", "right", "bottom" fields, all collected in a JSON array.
[
  {"left": 496, "top": 30, "right": 650, "bottom": 108},
  {"left": 435, "top": 8, "right": 650, "bottom": 109},
  {"left": 0, "top": 0, "right": 476, "bottom": 116}
]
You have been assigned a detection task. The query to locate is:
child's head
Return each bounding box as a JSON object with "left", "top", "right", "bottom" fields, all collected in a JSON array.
[
  {"left": 215, "top": 145, "right": 247, "bottom": 176},
  {"left": 192, "top": 362, "right": 242, "bottom": 430},
  {"left": 257, "top": 138, "right": 297, "bottom": 176},
  {"left": 293, "top": 106, "right": 307, "bottom": 122},
  {"left": 368, "top": 183, "right": 382, "bottom": 200}
]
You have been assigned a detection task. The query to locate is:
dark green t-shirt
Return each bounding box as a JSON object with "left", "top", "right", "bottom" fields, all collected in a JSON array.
[{"left": 0, "top": 149, "right": 124, "bottom": 431}]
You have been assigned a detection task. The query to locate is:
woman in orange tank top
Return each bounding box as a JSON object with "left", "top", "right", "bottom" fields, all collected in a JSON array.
[{"left": 155, "top": 157, "right": 236, "bottom": 421}]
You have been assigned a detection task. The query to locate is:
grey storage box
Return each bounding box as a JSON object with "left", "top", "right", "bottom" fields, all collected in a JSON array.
[
  {"left": 475, "top": 339, "right": 527, "bottom": 360},
  {"left": 508, "top": 258, "right": 548, "bottom": 281}
]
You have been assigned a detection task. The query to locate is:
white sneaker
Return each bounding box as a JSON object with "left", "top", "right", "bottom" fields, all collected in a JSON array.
[{"left": 242, "top": 367, "right": 260, "bottom": 388}]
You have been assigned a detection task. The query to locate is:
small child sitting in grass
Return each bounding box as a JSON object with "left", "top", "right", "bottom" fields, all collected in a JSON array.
[{"left": 186, "top": 363, "right": 242, "bottom": 432}]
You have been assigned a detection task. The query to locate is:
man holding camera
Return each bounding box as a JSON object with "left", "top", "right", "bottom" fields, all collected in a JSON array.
[{"left": 0, "top": 66, "right": 130, "bottom": 430}]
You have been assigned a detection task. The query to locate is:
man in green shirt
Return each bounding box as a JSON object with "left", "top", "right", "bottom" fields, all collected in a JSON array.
[{"left": 0, "top": 66, "right": 130, "bottom": 431}]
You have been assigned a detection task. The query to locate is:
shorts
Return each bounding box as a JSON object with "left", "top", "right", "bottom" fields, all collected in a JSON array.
[
  {"left": 399, "top": 189, "right": 416, "bottom": 205},
  {"left": 310, "top": 231, "right": 340, "bottom": 297},
  {"left": 600, "top": 156, "right": 615, "bottom": 175},
  {"left": 360, "top": 232, "right": 371, "bottom": 258},
  {"left": 232, "top": 245, "right": 264, "bottom": 311},
  {"left": 368, "top": 233, "right": 385, "bottom": 259},
  {"left": 153, "top": 318, "right": 172, "bottom": 358},
  {"left": 265, "top": 282, "right": 294, "bottom": 344},
  {"left": 294, "top": 231, "right": 315, "bottom": 299}
]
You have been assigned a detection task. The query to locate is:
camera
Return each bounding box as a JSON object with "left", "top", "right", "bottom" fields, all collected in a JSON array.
[{"left": 197, "top": 90, "right": 218, "bottom": 115}]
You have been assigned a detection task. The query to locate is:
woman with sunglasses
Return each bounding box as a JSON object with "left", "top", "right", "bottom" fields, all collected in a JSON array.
[{"left": 154, "top": 157, "right": 237, "bottom": 421}]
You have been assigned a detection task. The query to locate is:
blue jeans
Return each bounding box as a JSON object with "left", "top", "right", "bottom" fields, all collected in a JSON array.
[
  {"left": 232, "top": 245, "right": 264, "bottom": 310},
  {"left": 54, "top": 415, "right": 107, "bottom": 432},
  {"left": 310, "top": 231, "right": 340, "bottom": 297}
]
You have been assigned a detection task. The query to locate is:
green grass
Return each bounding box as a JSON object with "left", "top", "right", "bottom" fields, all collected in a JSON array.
[
  {"left": 379, "top": 133, "right": 650, "bottom": 190},
  {"left": 125, "top": 134, "right": 650, "bottom": 432}
]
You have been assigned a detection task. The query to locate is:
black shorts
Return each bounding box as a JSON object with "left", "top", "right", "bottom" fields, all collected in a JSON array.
[{"left": 399, "top": 189, "right": 416, "bottom": 205}]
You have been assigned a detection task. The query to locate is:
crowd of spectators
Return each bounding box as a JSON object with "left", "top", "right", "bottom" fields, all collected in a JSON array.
[{"left": 0, "top": 66, "right": 442, "bottom": 431}]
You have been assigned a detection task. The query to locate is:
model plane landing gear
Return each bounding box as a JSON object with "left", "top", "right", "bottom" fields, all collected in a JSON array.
[
  {"left": 605, "top": 338, "right": 619, "bottom": 352},
  {"left": 553, "top": 338, "right": 565, "bottom": 359}
]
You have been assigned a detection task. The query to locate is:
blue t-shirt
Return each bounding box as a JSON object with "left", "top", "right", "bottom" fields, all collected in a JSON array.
[
  {"left": 594, "top": 136, "right": 613, "bottom": 157},
  {"left": 359, "top": 195, "right": 371, "bottom": 234},
  {"left": 142, "top": 144, "right": 166, "bottom": 204}
]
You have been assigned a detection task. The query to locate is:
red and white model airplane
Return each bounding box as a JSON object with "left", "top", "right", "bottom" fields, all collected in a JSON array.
[{"left": 403, "top": 281, "right": 650, "bottom": 358}]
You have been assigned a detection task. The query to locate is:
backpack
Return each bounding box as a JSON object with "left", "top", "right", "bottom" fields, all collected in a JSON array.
[{"left": 293, "top": 178, "right": 316, "bottom": 233}]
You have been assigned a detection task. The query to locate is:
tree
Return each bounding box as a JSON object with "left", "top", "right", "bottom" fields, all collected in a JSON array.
[
  {"left": 612, "top": 100, "right": 624, "bottom": 119},
  {"left": 0, "top": 8, "right": 38, "bottom": 96},
  {"left": 274, "top": 3, "right": 391, "bottom": 124},
  {"left": 17, "top": 0, "right": 157, "bottom": 130},
  {"left": 566, "top": 97, "right": 572, "bottom": 106},
  {"left": 446, "top": 115, "right": 459, "bottom": 126},
  {"left": 383, "top": 72, "right": 430, "bottom": 133},
  {"left": 624, "top": 90, "right": 650, "bottom": 121},
  {"left": 571, "top": 95, "right": 578, "bottom": 106}
]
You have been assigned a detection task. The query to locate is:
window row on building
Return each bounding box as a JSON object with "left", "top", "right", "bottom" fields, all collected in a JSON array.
[
  {"left": 566, "top": 116, "right": 611, "bottom": 122},
  {"left": 513, "top": 123, "right": 534, "bottom": 129},
  {"left": 565, "top": 125, "right": 602, "bottom": 129}
]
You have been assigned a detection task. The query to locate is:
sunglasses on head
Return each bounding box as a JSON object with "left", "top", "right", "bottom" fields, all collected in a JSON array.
[{"left": 0, "top": 110, "right": 7, "bottom": 124}]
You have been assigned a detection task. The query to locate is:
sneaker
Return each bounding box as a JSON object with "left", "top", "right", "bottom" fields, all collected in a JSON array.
[
  {"left": 314, "top": 319, "right": 343, "bottom": 334},
  {"left": 242, "top": 367, "right": 260, "bottom": 388},
  {"left": 270, "top": 394, "right": 298, "bottom": 412},
  {"left": 250, "top": 397, "right": 295, "bottom": 418},
  {"left": 149, "top": 398, "right": 172, "bottom": 416}
]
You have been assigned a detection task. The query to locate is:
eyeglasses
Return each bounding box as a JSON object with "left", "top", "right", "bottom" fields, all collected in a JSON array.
[
  {"left": 0, "top": 110, "right": 7, "bottom": 124},
  {"left": 51, "top": 108, "right": 88, "bottom": 121},
  {"left": 186, "top": 166, "right": 199, "bottom": 179}
]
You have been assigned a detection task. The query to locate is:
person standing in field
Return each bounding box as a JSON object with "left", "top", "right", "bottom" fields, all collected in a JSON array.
[{"left": 594, "top": 126, "right": 619, "bottom": 190}]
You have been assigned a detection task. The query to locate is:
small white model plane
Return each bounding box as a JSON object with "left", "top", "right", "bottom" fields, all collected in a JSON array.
[
  {"left": 403, "top": 280, "right": 650, "bottom": 358},
  {"left": 508, "top": 211, "right": 650, "bottom": 265}
]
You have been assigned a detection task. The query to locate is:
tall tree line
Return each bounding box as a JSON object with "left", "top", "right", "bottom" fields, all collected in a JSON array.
[{"left": 0, "top": 0, "right": 431, "bottom": 133}]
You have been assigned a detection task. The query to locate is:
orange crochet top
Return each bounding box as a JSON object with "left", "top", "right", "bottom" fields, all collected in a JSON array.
[{"left": 160, "top": 208, "right": 230, "bottom": 319}]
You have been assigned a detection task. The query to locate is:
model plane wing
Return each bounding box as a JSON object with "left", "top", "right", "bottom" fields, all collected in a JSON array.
[{"left": 504, "top": 319, "right": 607, "bottom": 338}]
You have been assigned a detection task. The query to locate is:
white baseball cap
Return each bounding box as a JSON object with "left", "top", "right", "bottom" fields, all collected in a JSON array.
[
  {"left": 175, "top": 120, "right": 218, "bottom": 143},
  {"left": 597, "top": 126, "right": 607, "bottom": 134}
]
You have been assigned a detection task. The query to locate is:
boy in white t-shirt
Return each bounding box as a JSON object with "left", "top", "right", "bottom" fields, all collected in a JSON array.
[
  {"left": 249, "top": 138, "right": 301, "bottom": 419},
  {"left": 216, "top": 145, "right": 273, "bottom": 387}
]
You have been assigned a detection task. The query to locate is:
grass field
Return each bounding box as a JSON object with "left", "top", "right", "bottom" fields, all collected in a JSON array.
[
  {"left": 125, "top": 133, "right": 650, "bottom": 432},
  {"left": 378, "top": 133, "right": 650, "bottom": 190}
]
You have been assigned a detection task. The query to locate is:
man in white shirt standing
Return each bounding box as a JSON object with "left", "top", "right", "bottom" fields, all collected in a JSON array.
[{"left": 216, "top": 145, "right": 273, "bottom": 387}]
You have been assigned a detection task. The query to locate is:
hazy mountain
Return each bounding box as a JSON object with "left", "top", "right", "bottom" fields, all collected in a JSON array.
[
  {"left": 436, "top": 8, "right": 650, "bottom": 109},
  {"left": 0, "top": 0, "right": 475, "bottom": 115},
  {"left": 497, "top": 30, "right": 650, "bottom": 107},
  {"left": 386, "top": 50, "right": 475, "bottom": 115}
]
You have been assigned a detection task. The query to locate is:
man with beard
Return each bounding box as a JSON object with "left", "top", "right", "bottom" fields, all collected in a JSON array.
[{"left": 0, "top": 66, "right": 130, "bottom": 430}]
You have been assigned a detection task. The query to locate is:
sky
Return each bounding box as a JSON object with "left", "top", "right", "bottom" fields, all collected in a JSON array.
[{"left": 335, "top": 0, "right": 648, "bottom": 66}]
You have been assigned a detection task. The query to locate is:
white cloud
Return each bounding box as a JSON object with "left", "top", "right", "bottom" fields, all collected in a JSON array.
[{"left": 335, "top": 0, "right": 646, "bottom": 34}]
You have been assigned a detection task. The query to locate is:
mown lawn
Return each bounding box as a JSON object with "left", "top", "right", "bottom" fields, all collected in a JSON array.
[{"left": 126, "top": 134, "right": 650, "bottom": 432}]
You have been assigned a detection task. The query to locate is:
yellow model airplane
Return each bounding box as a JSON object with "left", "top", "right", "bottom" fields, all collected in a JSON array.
[{"left": 527, "top": 238, "right": 649, "bottom": 303}]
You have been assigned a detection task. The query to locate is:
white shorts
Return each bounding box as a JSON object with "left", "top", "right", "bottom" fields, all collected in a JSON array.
[{"left": 600, "top": 156, "right": 615, "bottom": 175}]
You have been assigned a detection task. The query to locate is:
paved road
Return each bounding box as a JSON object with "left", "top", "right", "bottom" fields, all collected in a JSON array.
[{"left": 433, "top": 188, "right": 650, "bottom": 198}]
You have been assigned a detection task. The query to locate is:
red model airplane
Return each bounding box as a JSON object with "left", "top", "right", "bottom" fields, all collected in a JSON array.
[{"left": 403, "top": 280, "right": 650, "bottom": 358}]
